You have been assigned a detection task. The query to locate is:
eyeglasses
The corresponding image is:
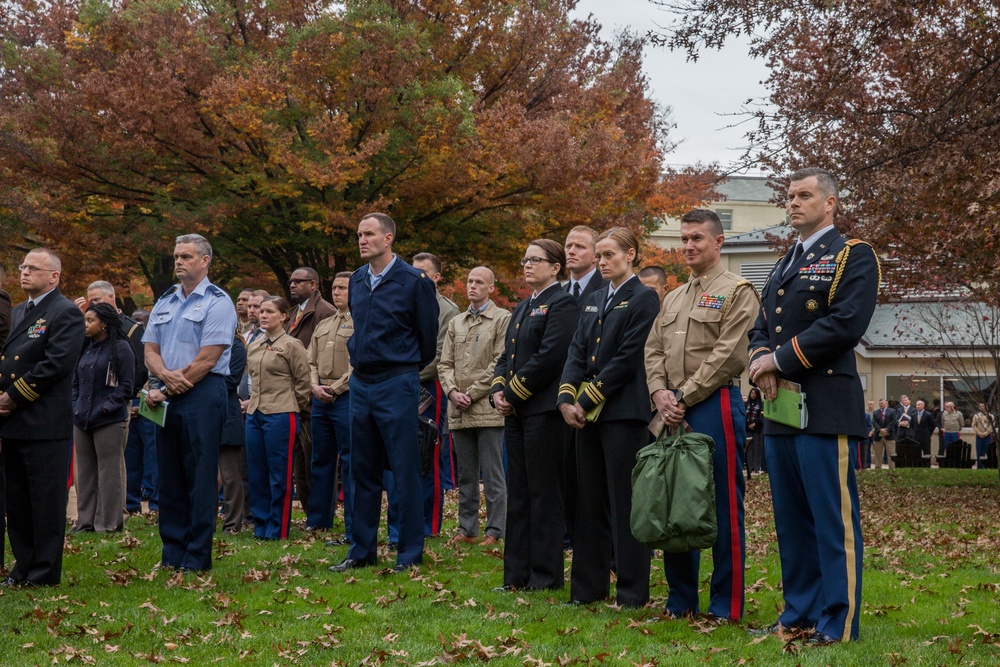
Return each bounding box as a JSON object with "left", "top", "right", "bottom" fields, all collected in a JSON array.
[
  {"left": 520, "top": 257, "right": 553, "bottom": 266},
  {"left": 19, "top": 264, "right": 55, "bottom": 274}
]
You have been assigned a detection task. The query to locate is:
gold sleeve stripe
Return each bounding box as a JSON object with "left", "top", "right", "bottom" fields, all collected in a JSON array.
[
  {"left": 510, "top": 377, "right": 532, "bottom": 400},
  {"left": 584, "top": 383, "right": 605, "bottom": 405},
  {"left": 791, "top": 337, "right": 812, "bottom": 369},
  {"left": 491, "top": 377, "right": 506, "bottom": 388},
  {"left": 559, "top": 383, "right": 578, "bottom": 394},
  {"left": 128, "top": 323, "right": 140, "bottom": 338},
  {"left": 750, "top": 347, "right": 771, "bottom": 360},
  {"left": 14, "top": 378, "right": 40, "bottom": 401},
  {"left": 559, "top": 387, "right": 578, "bottom": 398}
]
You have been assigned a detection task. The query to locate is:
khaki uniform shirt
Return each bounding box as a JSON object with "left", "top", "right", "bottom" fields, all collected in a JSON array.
[
  {"left": 941, "top": 410, "right": 964, "bottom": 433},
  {"left": 308, "top": 310, "right": 354, "bottom": 396},
  {"left": 246, "top": 331, "right": 311, "bottom": 415},
  {"left": 645, "top": 261, "right": 759, "bottom": 407},
  {"left": 972, "top": 412, "right": 994, "bottom": 437},
  {"left": 439, "top": 301, "right": 512, "bottom": 430}
]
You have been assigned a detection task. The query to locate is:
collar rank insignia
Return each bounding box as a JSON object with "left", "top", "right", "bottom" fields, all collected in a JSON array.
[{"left": 697, "top": 294, "right": 725, "bottom": 309}]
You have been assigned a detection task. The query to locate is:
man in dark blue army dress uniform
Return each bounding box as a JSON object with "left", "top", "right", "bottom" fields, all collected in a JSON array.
[
  {"left": 0, "top": 248, "right": 85, "bottom": 586},
  {"left": 143, "top": 234, "right": 237, "bottom": 572},
  {"left": 748, "top": 167, "right": 879, "bottom": 645}
]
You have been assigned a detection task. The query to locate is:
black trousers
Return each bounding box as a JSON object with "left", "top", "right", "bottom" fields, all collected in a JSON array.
[
  {"left": 504, "top": 411, "right": 565, "bottom": 589},
  {"left": 571, "top": 419, "right": 650, "bottom": 608},
  {"left": 4, "top": 437, "right": 72, "bottom": 585}
]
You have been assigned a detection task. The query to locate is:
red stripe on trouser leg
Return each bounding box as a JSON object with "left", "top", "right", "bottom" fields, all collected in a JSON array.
[
  {"left": 281, "top": 413, "right": 297, "bottom": 539},
  {"left": 719, "top": 388, "right": 743, "bottom": 618}
]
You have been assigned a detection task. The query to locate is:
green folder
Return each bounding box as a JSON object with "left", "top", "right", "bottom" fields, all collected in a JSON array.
[
  {"left": 576, "top": 382, "right": 606, "bottom": 422},
  {"left": 763, "top": 380, "right": 808, "bottom": 429},
  {"left": 138, "top": 389, "right": 169, "bottom": 427}
]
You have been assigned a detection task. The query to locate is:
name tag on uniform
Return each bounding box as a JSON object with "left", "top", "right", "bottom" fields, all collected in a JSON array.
[
  {"left": 584, "top": 305, "right": 599, "bottom": 313},
  {"left": 697, "top": 294, "right": 725, "bottom": 309},
  {"left": 530, "top": 305, "right": 549, "bottom": 316}
]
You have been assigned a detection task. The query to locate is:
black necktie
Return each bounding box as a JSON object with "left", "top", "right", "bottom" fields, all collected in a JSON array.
[
  {"left": 783, "top": 243, "right": 804, "bottom": 278},
  {"left": 25, "top": 301, "right": 35, "bottom": 315},
  {"left": 573, "top": 282, "right": 581, "bottom": 299},
  {"left": 605, "top": 289, "right": 615, "bottom": 313}
]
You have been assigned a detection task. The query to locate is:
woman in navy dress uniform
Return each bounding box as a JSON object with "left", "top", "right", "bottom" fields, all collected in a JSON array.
[
  {"left": 557, "top": 227, "right": 660, "bottom": 608},
  {"left": 490, "top": 239, "right": 579, "bottom": 591}
]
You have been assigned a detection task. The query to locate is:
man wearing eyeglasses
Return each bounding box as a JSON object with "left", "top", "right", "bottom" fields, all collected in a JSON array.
[
  {"left": 286, "top": 267, "right": 336, "bottom": 516},
  {"left": 0, "top": 248, "right": 86, "bottom": 586}
]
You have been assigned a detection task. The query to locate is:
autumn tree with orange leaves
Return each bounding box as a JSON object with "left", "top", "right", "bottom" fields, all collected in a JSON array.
[{"left": 0, "top": 0, "right": 711, "bottom": 300}]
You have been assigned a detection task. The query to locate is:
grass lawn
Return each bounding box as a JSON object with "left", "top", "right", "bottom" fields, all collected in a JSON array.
[{"left": 2, "top": 469, "right": 999, "bottom": 666}]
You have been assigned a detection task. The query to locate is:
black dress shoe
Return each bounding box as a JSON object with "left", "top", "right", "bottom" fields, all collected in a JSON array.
[
  {"left": 1, "top": 576, "right": 23, "bottom": 586},
  {"left": 805, "top": 631, "right": 839, "bottom": 646},
  {"left": 492, "top": 584, "right": 519, "bottom": 592},
  {"left": 563, "top": 599, "right": 586, "bottom": 606},
  {"left": 387, "top": 542, "right": 399, "bottom": 551},
  {"left": 325, "top": 537, "right": 350, "bottom": 547},
  {"left": 748, "top": 621, "right": 783, "bottom": 636},
  {"left": 329, "top": 558, "right": 372, "bottom": 573},
  {"left": 391, "top": 563, "right": 413, "bottom": 574}
]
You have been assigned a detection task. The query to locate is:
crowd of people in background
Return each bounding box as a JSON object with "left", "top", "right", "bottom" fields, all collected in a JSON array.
[{"left": 0, "top": 167, "right": 992, "bottom": 647}]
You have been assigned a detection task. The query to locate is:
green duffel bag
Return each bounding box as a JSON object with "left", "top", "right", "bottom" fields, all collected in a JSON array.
[{"left": 630, "top": 424, "right": 717, "bottom": 553}]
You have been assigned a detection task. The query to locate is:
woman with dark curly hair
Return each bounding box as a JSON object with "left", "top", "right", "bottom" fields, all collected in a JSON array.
[{"left": 72, "top": 301, "right": 135, "bottom": 533}]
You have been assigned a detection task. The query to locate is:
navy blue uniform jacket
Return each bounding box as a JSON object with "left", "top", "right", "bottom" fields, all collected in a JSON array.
[
  {"left": 348, "top": 256, "right": 439, "bottom": 382},
  {"left": 558, "top": 276, "right": 659, "bottom": 421},
  {"left": 748, "top": 228, "right": 879, "bottom": 438},
  {"left": 0, "top": 289, "right": 86, "bottom": 440},
  {"left": 221, "top": 333, "right": 247, "bottom": 447},
  {"left": 491, "top": 282, "right": 579, "bottom": 417}
]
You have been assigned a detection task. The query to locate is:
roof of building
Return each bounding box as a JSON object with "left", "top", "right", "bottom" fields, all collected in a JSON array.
[
  {"left": 716, "top": 176, "right": 779, "bottom": 203},
  {"left": 722, "top": 223, "right": 794, "bottom": 248},
  {"left": 862, "top": 301, "right": 998, "bottom": 349}
]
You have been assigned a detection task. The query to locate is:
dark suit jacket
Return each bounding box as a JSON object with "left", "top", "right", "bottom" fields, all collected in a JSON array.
[
  {"left": 896, "top": 405, "right": 917, "bottom": 440},
  {"left": 872, "top": 407, "right": 897, "bottom": 440},
  {"left": 912, "top": 409, "right": 936, "bottom": 447},
  {"left": 558, "top": 276, "right": 659, "bottom": 421},
  {"left": 492, "top": 283, "right": 579, "bottom": 417},
  {"left": 748, "top": 228, "right": 879, "bottom": 438},
  {"left": 119, "top": 313, "right": 149, "bottom": 391},
  {"left": 221, "top": 333, "right": 247, "bottom": 447},
  {"left": 0, "top": 289, "right": 11, "bottom": 350},
  {"left": 287, "top": 293, "right": 337, "bottom": 350},
  {"left": 565, "top": 269, "right": 606, "bottom": 305},
  {"left": 0, "top": 288, "right": 86, "bottom": 440}
]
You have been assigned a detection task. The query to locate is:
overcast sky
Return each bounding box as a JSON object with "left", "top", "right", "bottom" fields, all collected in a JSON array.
[{"left": 571, "top": 0, "right": 771, "bottom": 171}]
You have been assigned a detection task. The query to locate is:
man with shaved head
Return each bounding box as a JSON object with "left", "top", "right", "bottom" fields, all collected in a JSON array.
[{"left": 438, "top": 267, "right": 512, "bottom": 546}]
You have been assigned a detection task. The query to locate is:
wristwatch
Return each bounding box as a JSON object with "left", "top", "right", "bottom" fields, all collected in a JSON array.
[{"left": 675, "top": 389, "right": 685, "bottom": 406}]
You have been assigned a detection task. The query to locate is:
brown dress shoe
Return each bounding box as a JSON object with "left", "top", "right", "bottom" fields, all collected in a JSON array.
[
  {"left": 479, "top": 536, "right": 500, "bottom": 546},
  {"left": 449, "top": 534, "right": 479, "bottom": 545}
]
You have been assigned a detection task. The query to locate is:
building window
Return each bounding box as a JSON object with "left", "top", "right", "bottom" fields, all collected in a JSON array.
[
  {"left": 715, "top": 209, "right": 733, "bottom": 230},
  {"left": 885, "top": 374, "right": 996, "bottom": 426}
]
